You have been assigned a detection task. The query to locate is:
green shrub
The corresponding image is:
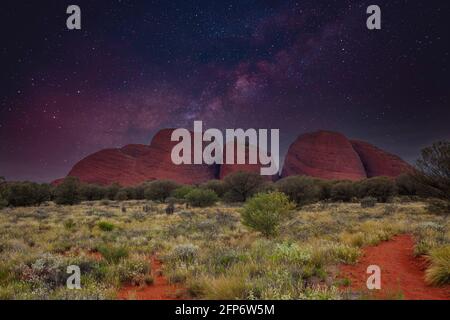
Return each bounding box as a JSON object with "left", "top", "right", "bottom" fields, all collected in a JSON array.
[
  {"left": 276, "top": 176, "right": 322, "bottom": 205},
  {"left": 97, "top": 221, "right": 115, "bottom": 232},
  {"left": 330, "top": 181, "right": 356, "bottom": 201},
  {"left": 171, "top": 185, "right": 195, "bottom": 200},
  {"left": 357, "top": 177, "right": 396, "bottom": 202},
  {"left": 360, "top": 196, "right": 377, "bottom": 208},
  {"left": 97, "top": 245, "right": 129, "bottom": 263},
  {"left": 200, "top": 180, "right": 227, "bottom": 197},
  {"left": 241, "top": 192, "right": 294, "bottom": 237},
  {"left": 223, "top": 171, "right": 265, "bottom": 202},
  {"left": 54, "top": 177, "right": 82, "bottom": 205},
  {"left": 185, "top": 189, "right": 219, "bottom": 207},
  {"left": 144, "top": 180, "right": 179, "bottom": 202}
]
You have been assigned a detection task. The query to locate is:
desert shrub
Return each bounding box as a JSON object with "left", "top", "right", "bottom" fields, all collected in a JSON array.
[
  {"left": 413, "top": 140, "right": 450, "bottom": 201},
  {"left": 165, "top": 203, "right": 175, "bottom": 215},
  {"left": 275, "top": 176, "right": 322, "bottom": 206},
  {"left": 97, "top": 221, "right": 115, "bottom": 232},
  {"left": 330, "top": 181, "right": 356, "bottom": 201},
  {"left": 185, "top": 189, "right": 219, "bottom": 207},
  {"left": 395, "top": 174, "right": 419, "bottom": 196},
  {"left": 171, "top": 244, "right": 199, "bottom": 265},
  {"left": 223, "top": 171, "right": 265, "bottom": 202},
  {"left": 54, "top": 177, "right": 82, "bottom": 205},
  {"left": 425, "top": 246, "right": 450, "bottom": 286},
  {"left": 200, "top": 180, "right": 227, "bottom": 197},
  {"left": 114, "top": 190, "right": 128, "bottom": 201},
  {"left": 115, "top": 255, "right": 150, "bottom": 285},
  {"left": 97, "top": 245, "right": 128, "bottom": 263},
  {"left": 357, "top": 177, "right": 396, "bottom": 202},
  {"left": 80, "top": 184, "right": 106, "bottom": 201},
  {"left": 144, "top": 180, "right": 179, "bottom": 202},
  {"left": 360, "top": 196, "right": 377, "bottom": 208},
  {"left": 2, "top": 182, "right": 52, "bottom": 207},
  {"left": 426, "top": 199, "right": 450, "bottom": 215},
  {"left": 171, "top": 185, "right": 195, "bottom": 200},
  {"left": 19, "top": 253, "right": 66, "bottom": 289},
  {"left": 241, "top": 192, "right": 294, "bottom": 237},
  {"left": 199, "top": 275, "right": 248, "bottom": 299}
]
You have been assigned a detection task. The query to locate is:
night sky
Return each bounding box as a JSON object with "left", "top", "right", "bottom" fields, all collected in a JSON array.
[{"left": 0, "top": 0, "right": 449, "bottom": 182}]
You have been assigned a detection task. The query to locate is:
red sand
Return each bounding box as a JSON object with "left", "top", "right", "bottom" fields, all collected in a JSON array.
[
  {"left": 339, "top": 234, "right": 450, "bottom": 300},
  {"left": 118, "top": 256, "right": 187, "bottom": 300}
]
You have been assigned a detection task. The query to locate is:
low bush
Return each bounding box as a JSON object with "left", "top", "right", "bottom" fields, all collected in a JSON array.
[
  {"left": 360, "top": 197, "right": 377, "bottom": 208},
  {"left": 97, "top": 221, "right": 115, "bottom": 232},
  {"left": 185, "top": 189, "right": 219, "bottom": 207},
  {"left": 97, "top": 245, "right": 129, "bottom": 263}
]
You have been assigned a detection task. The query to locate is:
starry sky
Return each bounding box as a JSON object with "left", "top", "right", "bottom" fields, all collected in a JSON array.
[{"left": 0, "top": 0, "right": 449, "bottom": 182}]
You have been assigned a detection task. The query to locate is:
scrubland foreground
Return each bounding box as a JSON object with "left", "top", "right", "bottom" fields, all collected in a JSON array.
[{"left": 0, "top": 199, "right": 448, "bottom": 300}]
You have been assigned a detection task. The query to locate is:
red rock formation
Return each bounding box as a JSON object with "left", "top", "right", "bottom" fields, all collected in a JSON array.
[
  {"left": 56, "top": 129, "right": 411, "bottom": 186},
  {"left": 350, "top": 140, "right": 413, "bottom": 178},
  {"left": 59, "top": 129, "right": 216, "bottom": 186},
  {"left": 281, "top": 131, "right": 367, "bottom": 180},
  {"left": 67, "top": 146, "right": 149, "bottom": 186}
]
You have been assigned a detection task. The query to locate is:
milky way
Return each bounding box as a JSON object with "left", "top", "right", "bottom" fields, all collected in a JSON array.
[{"left": 0, "top": 0, "right": 449, "bottom": 182}]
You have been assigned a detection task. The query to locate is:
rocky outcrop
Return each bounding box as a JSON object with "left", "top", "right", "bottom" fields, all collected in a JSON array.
[
  {"left": 350, "top": 140, "right": 413, "bottom": 178},
  {"left": 57, "top": 129, "right": 412, "bottom": 186},
  {"left": 62, "top": 129, "right": 216, "bottom": 186},
  {"left": 281, "top": 131, "right": 367, "bottom": 180}
]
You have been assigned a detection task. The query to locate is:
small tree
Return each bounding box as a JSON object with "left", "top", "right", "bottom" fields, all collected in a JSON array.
[
  {"left": 54, "top": 177, "right": 82, "bottom": 205},
  {"left": 413, "top": 141, "right": 450, "bottom": 201},
  {"left": 241, "top": 192, "right": 294, "bottom": 237},
  {"left": 223, "top": 171, "right": 264, "bottom": 202}
]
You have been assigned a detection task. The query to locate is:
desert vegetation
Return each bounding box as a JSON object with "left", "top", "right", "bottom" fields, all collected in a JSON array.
[{"left": 0, "top": 141, "right": 448, "bottom": 299}]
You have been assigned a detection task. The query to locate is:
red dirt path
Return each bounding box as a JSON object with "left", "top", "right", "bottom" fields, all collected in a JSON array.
[
  {"left": 339, "top": 234, "right": 450, "bottom": 300},
  {"left": 118, "top": 256, "right": 187, "bottom": 300}
]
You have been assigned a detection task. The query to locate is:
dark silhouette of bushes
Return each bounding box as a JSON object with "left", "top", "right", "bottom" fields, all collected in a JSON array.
[
  {"left": 54, "top": 177, "right": 82, "bottom": 205},
  {"left": 143, "top": 180, "right": 179, "bottom": 202},
  {"left": 356, "top": 176, "right": 396, "bottom": 202},
  {"left": 223, "top": 171, "right": 265, "bottom": 202},
  {"left": 275, "top": 176, "right": 322, "bottom": 206}
]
